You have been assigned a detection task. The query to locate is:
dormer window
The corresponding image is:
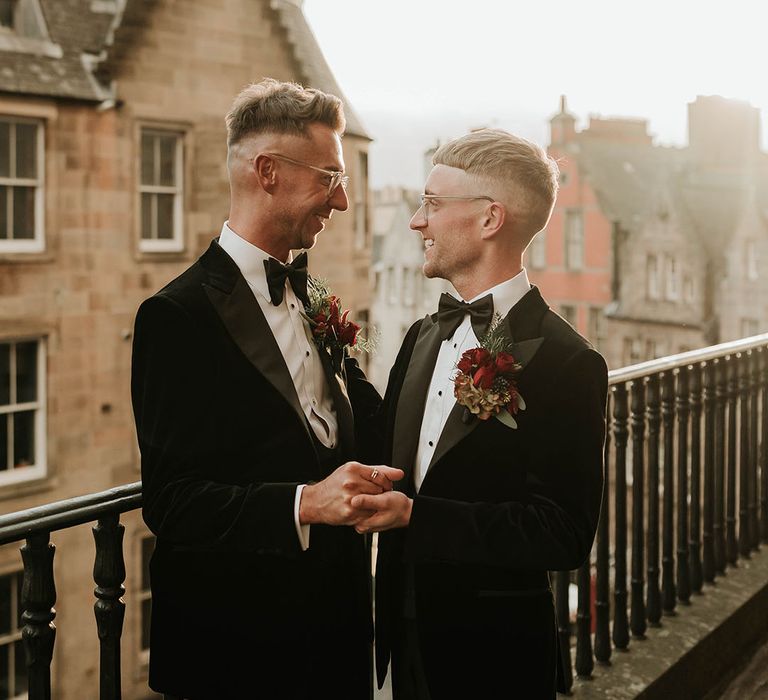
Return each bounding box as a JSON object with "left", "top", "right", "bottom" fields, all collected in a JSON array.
[{"left": 0, "top": 0, "right": 15, "bottom": 30}]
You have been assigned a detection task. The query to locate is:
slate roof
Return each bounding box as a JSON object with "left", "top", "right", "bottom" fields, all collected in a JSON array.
[
  {"left": 0, "top": 0, "right": 370, "bottom": 140},
  {"left": 269, "top": 0, "right": 369, "bottom": 139}
]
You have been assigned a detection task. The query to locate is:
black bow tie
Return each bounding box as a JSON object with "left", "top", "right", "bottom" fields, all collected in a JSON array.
[
  {"left": 437, "top": 293, "right": 494, "bottom": 341},
  {"left": 264, "top": 252, "right": 309, "bottom": 307}
]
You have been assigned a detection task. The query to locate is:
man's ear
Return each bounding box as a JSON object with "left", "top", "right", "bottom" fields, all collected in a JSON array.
[
  {"left": 479, "top": 202, "right": 506, "bottom": 240},
  {"left": 253, "top": 154, "right": 277, "bottom": 194}
]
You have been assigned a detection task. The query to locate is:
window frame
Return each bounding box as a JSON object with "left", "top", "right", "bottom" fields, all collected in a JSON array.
[
  {"left": 0, "top": 568, "right": 26, "bottom": 699},
  {"left": 528, "top": 230, "right": 546, "bottom": 269},
  {"left": 0, "top": 336, "right": 47, "bottom": 486},
  {"left": 563, "top": 209, "right": 584, "bottom": 271},
  {"left": 0, "top": 115, "right": 45, "bottom": 253},
  {"left": 138, "top": 127, "right": 185, "bottom": 253}
]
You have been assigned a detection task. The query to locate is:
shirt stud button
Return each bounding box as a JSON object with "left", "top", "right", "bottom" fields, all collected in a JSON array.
[
  {"left": 453, "top": 343, "right": 457, "bottom": 348},
  {"left": 428, "top": 440, "right": 434, "bottom": 447},
  {"left": 438, "top": 390, "right": 442, "bottom": 396},
  {"left": 306, "top": 351, "right": 310, "bottom": 357},
  {"left": 290, "top": 303, "right": 295, "bottom": 309}
]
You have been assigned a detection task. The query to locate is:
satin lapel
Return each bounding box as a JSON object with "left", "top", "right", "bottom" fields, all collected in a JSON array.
[
  {"left": 426, "top": 286, "right": 548, "bottom": 473},
  {"left": 391, "top": 315, "right": 442, "bottom": 485},
  {"left": 204, "top": 273, "right": 312, "bottom": 444},
  {"left": 317, "top": 348, "right": 355, "bottom": 459}
]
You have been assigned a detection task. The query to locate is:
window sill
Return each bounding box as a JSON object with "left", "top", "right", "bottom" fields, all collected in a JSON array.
[{"left": 0, "top": 471, "right": 57, "bottom": 504}]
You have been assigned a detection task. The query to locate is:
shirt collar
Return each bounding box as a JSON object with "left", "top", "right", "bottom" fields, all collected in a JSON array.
[
  {"left": 463, "top": 268, "right": 531, "bottom": 320},
  {"left": 218, "top": 222, "right": 290, "bottom": 303}
]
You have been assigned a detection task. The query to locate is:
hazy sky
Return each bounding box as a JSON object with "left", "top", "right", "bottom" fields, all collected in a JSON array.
[{"left": 303, "top": 0, "right": 768, "bottom": 189}]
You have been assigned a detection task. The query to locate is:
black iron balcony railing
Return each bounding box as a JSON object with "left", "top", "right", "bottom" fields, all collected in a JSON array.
[{"left": 0, "top": 334, "right": 766, "bottom": 699}]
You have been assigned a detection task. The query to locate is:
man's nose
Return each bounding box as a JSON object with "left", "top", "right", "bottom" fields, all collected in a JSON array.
[
  {"left": 329, "top": 184, "right": 349, "bottom": 211},
  {"left": 409, "top": 206, "right": 426, "bottom": 230}
]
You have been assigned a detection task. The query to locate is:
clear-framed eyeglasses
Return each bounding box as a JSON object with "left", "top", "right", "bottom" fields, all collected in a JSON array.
[
  {"left": 261, "top": 152, "right": 350, "bottom": 198},
  {"left": 418, "top": 194, "right": 496, "bottom": 222}
]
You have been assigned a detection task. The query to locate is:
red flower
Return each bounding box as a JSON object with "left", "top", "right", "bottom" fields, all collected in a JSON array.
[
  {"left": 457, "top": 347, "right": 491, "bottom": 374},
  {"left": 337, "top": 320, "right": 360, "bottom": 346},
  {"left": 473, "top": 363, "right": 498, "bottom": 389},
  {"left": 495, "top": 352, "right": 518, "bottom": 375}
]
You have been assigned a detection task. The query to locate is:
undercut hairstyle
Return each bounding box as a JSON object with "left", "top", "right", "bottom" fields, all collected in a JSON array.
[
  {"left": 433, "top": 128, "right": 560, "bottom": 238},
  {"left": 226, "top": 78, "right": 345, "bottom": 146}
]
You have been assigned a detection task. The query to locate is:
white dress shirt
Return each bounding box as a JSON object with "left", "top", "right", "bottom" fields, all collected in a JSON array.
[
  {"left": 218, "top": 222, "right": 338, "bottom": 549},
  {"left": 413, "top": 269, "right": 532, "bottom": 491}
]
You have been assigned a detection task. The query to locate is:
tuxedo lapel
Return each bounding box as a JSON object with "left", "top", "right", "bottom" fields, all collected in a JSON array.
[
  {"left": 316, "top": 348, "right": 355, "bottom": 459},
  {"left": 392, "top": 315, "right": 442, "bottom": 485},
  {"left": 426, "top": 286, "right": 549, "bottom": 473},
  {"left": 200, "top": 242, "right": 313, "bottom": 445}
]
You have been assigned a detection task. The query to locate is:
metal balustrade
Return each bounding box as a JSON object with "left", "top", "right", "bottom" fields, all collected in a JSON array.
[{"left": 0, "top": 334, "right": 766, "bottom": 698}]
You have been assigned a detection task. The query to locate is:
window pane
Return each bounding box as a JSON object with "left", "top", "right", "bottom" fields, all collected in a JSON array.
[
  {"left": 15, "top": 341, "right": 37, "bottom": 403},
  {"left": 0, "top": 121, "right": 9, "bottom": 178},
  {"left": 0, "top": 415, "right": 7, "bottom": 471},
  {"left": 141, "top": 192, "right": 153, "bottom": 240},
  {"left": 141, "top": 537, "right": 154, "bottom": 590},
  {"left": 0, "top": 643, "right": 9, "bottom": 700},
  {"left": 14, "top": 639, "right": 27, "bottom": 696},
  {"left": 13, "top": 410, "right": 35, "bottom": 468},
  {"left": 0, "top": 343, "right": 9, "bottom": 405},
  {"left": 0, "top": 575, "right": 10, "bottom": 633},
  {"left": 156, "top": 194, "right": 174, "bottom": 239},
  {"left": 141, "top": 598, "right": 152, "bottom": 650},
  {"left": 159, "top": 135, "right": 176, "bottom": 187},
  {"left": 12, "top": 187, "right": 35, "bottom": 240},
  {"left": 0, "top": 185, "right": 7, "bottom": 239},
  {"left": 141, "top": 133, "right": 155, "bottom": 186},
  {"left": 15, "top": 123, "right": 37, "bottom": 180}
]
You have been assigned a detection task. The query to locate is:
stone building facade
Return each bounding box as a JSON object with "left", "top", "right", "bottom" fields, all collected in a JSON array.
[
  {"left": 534, "top": 95, "right": 768, "bottom": 370},
  {"left": 0, "top": 1, "right": 371, "bottom": 698}
]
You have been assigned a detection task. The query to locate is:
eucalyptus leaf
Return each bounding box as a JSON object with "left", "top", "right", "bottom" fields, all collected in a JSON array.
[
  {"left": 517, "top": 393, "right": 526, "bottom": 411},
  {"left": 496, "top": 411, "right": 518, "bottom": 429}
]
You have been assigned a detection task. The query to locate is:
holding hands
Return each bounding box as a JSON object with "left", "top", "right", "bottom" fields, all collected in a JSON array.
[{"left": 299, "top": 462, "right": 404, "bottom": 527}]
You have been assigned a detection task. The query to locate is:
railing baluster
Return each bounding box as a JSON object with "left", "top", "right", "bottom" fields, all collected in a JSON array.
[
  {"left": 575, "top": 559, "right": 594, "bottom": 679},
  {"left": 702, "top": 361, "right": 716, "bottom": 582},
  {"left": 760, "top": 346, "right": 768, "bottom": 545},
  {"left": 646, "top": 374, "right": 661, "bottom": 626},
  {"left": 20, "top": 532, "right": 57, "bottom": 700},
  {"left": 689, "top": 364, "right": 703, "bottom": 593},
  {"left": 726, "top": 355, "right": 739, "bottom": 565},
  {"left": 749, "top": 349, "right": 760, "bottom": 551},
  {"left": 714, "top": 358, "right": 727, "bottom": 574},
  {"left": 739, "top": 353, "right": 751, "bottom": 559},
  {"left": 93, "top": 513, "right": 127, "bottom": 700},
  {"left": 595, "top": 392, "right": 612, "bottom": 665},
  {"left": 662, "top": 371, "right": 676, "bottom": 614},
  {"left": 676, "top": 366, "right": 691, "bottom": 604},
  {"left": 555, "top": 570, "right": 573, "bottom": 693},
  {"left": 612, "top": 383, "right": 630, "bottom": 650},
  {"left": 631, "top": 378, "right": 647, "bottom": 638}
]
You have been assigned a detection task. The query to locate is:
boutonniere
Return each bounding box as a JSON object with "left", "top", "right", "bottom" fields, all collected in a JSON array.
[
  {"left": 302, "top": 278, "right": 374, "bottom": 373},
  {"left": 453, "top": 314, "right": 526, "bottom": 429}
]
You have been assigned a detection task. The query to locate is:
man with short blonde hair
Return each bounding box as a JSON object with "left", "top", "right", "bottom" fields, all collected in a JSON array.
[
  {"left": 132, "top": 78, "right": 398, "bottom": 699},
  {"left": 355, "top": 128, "right": 607, "bottom": 699}
]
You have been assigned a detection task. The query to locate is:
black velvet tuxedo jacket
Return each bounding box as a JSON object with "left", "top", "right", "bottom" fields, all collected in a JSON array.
[
  {"left": 374, "top": 287, "right": 608, "bottom": 699},
  {"left": 131, "top": 240, "right": 380, "bottom": 699}
]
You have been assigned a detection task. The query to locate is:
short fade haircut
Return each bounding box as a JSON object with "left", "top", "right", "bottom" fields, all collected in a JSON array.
[
  {"left": 225, "top": 78, "right": 345, "bottom": 146},
  {"left": 433, "top": 128, "right": 560, "bottom": 237}
]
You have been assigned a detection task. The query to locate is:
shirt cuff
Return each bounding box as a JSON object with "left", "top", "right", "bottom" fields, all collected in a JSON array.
[{"left": 294, "top": 484, "right": 311, "bottom": 551}]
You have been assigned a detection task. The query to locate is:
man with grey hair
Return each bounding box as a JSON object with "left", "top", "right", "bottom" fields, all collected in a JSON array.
[
  {"left": 354, "top": 128, "right": 608, "bottom": 698},
  {"left": 131, "top": 78, "right": 399, "bottom": 699}
]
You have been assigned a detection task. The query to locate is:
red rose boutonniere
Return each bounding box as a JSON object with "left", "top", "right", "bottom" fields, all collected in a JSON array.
[
  {"left": 302, "top": 278, "right": 374, "bottom": 373},
  {"left": 453, "top": 315, "right": 526, "bottom": 428}
]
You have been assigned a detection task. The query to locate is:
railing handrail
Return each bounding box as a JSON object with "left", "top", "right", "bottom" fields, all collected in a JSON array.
[
  {"left": 0, "top": 481, "right": 142, "bottom": 546},
  {"left": 608, "top": 332, "right": 768, "bottom": 385}
]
